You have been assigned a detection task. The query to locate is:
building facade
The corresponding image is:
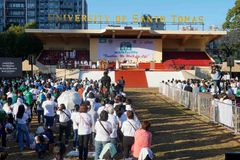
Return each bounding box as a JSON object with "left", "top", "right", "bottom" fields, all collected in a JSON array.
[
  {"left": 0, "top": 0, "right": 88, "bottom": 32},
  {"left": 0, "top": 0, "right": 4, "bottom": 31}
]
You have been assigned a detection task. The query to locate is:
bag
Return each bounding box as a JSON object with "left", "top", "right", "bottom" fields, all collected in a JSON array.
[
  {"left": 128, "top": 121, "right": 137, "bottom": 131},
  {"left": 62, "top": 110, "right": 73, "bottom": 126},
  {"left": 60, "top": 121, "right": 69, "bottom": 127},
  {"left": 99, "top": 120, "right": 110, "bottom": 135}
]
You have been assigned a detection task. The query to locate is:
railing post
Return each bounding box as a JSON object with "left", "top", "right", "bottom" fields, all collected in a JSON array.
[
  {"left": 197, "top": 94, "right": 201, "bottom": 115},
  {"left": 212, "top": 100, "right": 216, "bottom": 123},
  {"left": 234, "top": 106, "right": 238, "bottom": 134}
]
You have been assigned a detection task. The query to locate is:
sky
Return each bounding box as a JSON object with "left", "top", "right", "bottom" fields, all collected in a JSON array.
[{"left": 87, "top": 0, "right": 236, "bottom": 30}]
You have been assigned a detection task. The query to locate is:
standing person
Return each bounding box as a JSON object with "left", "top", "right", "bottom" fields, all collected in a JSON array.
[
  {"left": 132, "top": 121, "right": 152, "bottom": 160},
  {"left": 71, "top": 104, "right": 80, "bottom": 150},
  {"left": 2, "top": 97, "right": 14, "bottom": 125},
  {"left": 37, "top": 89, "right": 46, "bottom": 124},
  {"left": 24, "top": 86, "right": 33, "bottom": 118},
  {"left": 94, "top": 110, "right": 112, "bottom": 160},
  {"left": 119, "top": 76, "right": 125, "bottom": 92},
  {"left": 75, "top": 104, "right": 92, "bottom": 160},
  {"left": 0, "top": 108, "right": 7, "bottom": 147},
  {"left": 16, "top": 104, "right": 30, "bottom": 152},
  {"left": 212, "top": 66, "right": 222, "bottom": 94},
  {"left": 42, "top": 94, "right": 57, "bottom": 128},
  {"left": 101, "top": 71, "right": 111, "bottom": 93},
  {"left": 121, "top": 111, "right": 140, "bottom": 160},
  {"left": 107, "top": 106, "right": 119, "bottom": 148},
  {"left": 56, "top": 104, "right": 71, "bottom": 146}
]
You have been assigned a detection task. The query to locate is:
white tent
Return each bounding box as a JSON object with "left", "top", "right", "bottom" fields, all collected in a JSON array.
[{"left": 22, "top": 59, "right": 39, "bottom": 71}]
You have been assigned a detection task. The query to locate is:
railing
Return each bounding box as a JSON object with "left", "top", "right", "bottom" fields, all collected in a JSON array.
[{"left": 159, "top": 83, "right": 240, "bottom": 134}]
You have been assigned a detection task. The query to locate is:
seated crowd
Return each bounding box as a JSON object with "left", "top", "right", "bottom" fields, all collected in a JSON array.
[{"left": 0, "top": 72, "right": 153, "bottom": 160}]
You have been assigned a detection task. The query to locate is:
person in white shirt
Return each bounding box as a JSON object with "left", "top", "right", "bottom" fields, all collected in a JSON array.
[
  {"left": 94, "top": 110, "right": 112, "bottom": 160},
  {"left": 30, "top": 85, "right": 39, "bottom": 114},
  {"left": 121, "top": 110, "right": 140, "bottom": 159},
  {"left": 3, "top": 97, "right": 14, "bottom": 124},
  {"left": 107, "top": 106, "right": 119, "bottom": 148},
  {"left": 71, "top": 104, "right": 80, "bottom": 149},
  {"left": 75, "top": 104, "right": 92, "bottom": 160},
  {"left": 56, "top": 104, "right": 71, "bottom": 145},
  {"left": 16, "top": 104, "right": 30, "bottom": 152},
  {"left": 13, "top": 98, "right": 28, "bottom": 119},
  {"left": 42, "top": 94, "right": 57, "bottom": 128}
]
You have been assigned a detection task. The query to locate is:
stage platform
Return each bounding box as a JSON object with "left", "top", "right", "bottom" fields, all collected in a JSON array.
[{"left": 56, "top": 69, "right": 201, "bottom": 88}]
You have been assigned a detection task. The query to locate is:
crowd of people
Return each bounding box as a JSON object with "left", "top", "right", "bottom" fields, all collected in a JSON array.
[
  {"left": 0, "top": 71, "right": 153, "bottom": 160},
  {"left": 162, "top": 69, "right": 240, "bottom": 106}
]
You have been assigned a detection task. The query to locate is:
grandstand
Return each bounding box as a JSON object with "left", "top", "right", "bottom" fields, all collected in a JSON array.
[{"left": 26, "top": 27, "right": 226, "bottom": 87}]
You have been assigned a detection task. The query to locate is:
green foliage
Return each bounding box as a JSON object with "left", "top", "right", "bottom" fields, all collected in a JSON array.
[
  {"left": 0, "top": 22, "right": 42, "bottom": 59},
  {"left": 209, "top": 0, "right": 240, "bottom": 61},
  {"left": 223, "top": 0, "right": 240, "bottom": 30}
]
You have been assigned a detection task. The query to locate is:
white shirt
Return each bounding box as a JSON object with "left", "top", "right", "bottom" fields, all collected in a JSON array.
[
  {"left": 3, "top": 103, "right": 13, "bottom": 114},
  {"left": 71, "top": 111, "right": 79, "bottom": 130},
  {"left": 108, "top": 114, "right": 118, "bottom": 138},
  {"left": 13, "top": 101, "right": 28, "bottom": 118},
  {"left": 42, "top": 100, "right": 57, "bottom": 117},
  {"left": 121, "top": 119, "right": 140, "bottom": 137},
  {"left": 30, "top": 88, "right": 39, "bottom": 100},
  {"left": 95, "top": 120, "right": 112, "bottom": 142},
  {"left": 97, "top": 106, "right": 107, "bottom": 116},
  {"left": 56, "top": 109, "right": 71, "bottom": 123},
  {"left": 17, "top": 113, "right": 29, "bottom": 124},
  {"left": 75, "top": 113, "right": 92, "bottom": 135}
]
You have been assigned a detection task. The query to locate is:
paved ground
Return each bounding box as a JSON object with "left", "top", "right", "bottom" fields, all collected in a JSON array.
[{"left": 7, "top": 88, "right": 240, "bottom": 160}]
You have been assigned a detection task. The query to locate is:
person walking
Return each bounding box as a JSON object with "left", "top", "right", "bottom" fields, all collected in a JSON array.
[
  {"left": 56, "top": 104, "right": 71, "bottom": 146},
  {"left": 42, "top": 94, "right": 57, "bottom": 128},
  {"left": 94, "top": 110, "right": 112, "bottom": 160},
  {"left": 16, "top": 104, "right": 30, "bottom": 152},
  {"left": 71, "top": 104, "right": 80, "bottom": 150},
  {"left": 132, "top": 121, "right": 152, "bottom": 160},
  {"left": 121, "top": 111, "right": 140, "bottom": 160},
  {"left": 75, "top": 104, "right": 92, "bottom": 160}
]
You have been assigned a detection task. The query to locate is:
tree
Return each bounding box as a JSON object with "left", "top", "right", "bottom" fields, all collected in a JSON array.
[
  {"left": 0, "top": 22, "right": 42, "bottom": 59},
  {"left": 223, "top": 0, "right": 240, "bottom": 30},
  {"left": 208, "top": 0, "right": 240, "bottom": 62}
]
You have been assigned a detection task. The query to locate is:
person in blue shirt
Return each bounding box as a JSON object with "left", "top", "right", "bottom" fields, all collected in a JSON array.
[{"left": 212, "top": 66, "right": 223, "bottom": 94}]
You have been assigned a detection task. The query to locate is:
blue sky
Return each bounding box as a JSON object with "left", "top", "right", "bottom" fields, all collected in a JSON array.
[{"left": 87, "top": 0, "right": 236, "bottom": 29}]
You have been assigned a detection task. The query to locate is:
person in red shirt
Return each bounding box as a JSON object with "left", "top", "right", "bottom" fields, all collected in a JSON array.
[
  {"left": 132, "top": 121, "right": 152, "bottom": 159},
  {"left": 78, "top": 84, "right": 84, "bottom": 98}
]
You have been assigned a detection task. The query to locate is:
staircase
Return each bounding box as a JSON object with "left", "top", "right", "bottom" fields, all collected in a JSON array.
[{"left": 115, "top": 70, "right": 148, "bottom": 88}]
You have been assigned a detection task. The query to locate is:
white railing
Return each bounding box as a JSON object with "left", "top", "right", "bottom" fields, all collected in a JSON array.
[{"left": 159, "top": 83, "right": 240, "bottom": 134}]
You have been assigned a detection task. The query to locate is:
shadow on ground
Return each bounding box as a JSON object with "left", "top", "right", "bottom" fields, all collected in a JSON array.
[
  {"left": 7, "top": 88, "right": 240, "bottom": 160},
  {"left": 127, "top": 88, "right": 240, "bottom": 160}
]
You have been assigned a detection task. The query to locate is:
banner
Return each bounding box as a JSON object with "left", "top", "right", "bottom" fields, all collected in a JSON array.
[
  {"left": 217, "top": 100, "right": 234, "bottom": 128},
  {"left": 0, "top": 58, "right": 22, "bottom": 77},
  {"left": 98, "top": 39, "right": 155, "bottom": 61}
]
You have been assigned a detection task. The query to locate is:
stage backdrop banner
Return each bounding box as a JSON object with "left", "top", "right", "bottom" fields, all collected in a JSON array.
[
  {"left": 0, "top": 58, "right": 22, "bottom": 77},
  {"left": 98, "top": 38, "right": 155, "bottom": 61}
]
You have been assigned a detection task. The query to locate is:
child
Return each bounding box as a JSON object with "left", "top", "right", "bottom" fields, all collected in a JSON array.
[{"left": 35, "top": 126, "right": 49, "bottom": 159}]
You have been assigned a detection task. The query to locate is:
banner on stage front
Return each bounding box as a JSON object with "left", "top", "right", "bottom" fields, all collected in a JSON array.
[{"left": 97, "top": 39, "right": 155, "bottom": 61}]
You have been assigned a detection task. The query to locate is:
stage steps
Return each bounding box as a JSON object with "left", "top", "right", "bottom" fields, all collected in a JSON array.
[{"left": 115, "top": 70, "right": 148, "bottom": 88}]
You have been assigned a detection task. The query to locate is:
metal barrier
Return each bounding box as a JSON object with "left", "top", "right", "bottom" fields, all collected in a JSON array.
[{"left": 159, "top": 83, "right": 240, "bottom": 134}]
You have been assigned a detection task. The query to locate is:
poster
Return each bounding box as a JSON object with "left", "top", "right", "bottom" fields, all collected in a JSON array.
[
  {"left": 0, "top": 58, "right": 22, "bottom": 77},
  {"left": 98, "top": 38, "right": 155, "bottom": 61}
]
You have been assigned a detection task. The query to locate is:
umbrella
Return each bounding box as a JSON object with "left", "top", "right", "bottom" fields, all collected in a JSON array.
[{"left": 57, "top": 91, "right": 82, "bottom": 110}]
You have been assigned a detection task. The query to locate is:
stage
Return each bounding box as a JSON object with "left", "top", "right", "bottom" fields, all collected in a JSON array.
[{"left": 55, "top": 69, "right": 200, "bottom": 88}]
